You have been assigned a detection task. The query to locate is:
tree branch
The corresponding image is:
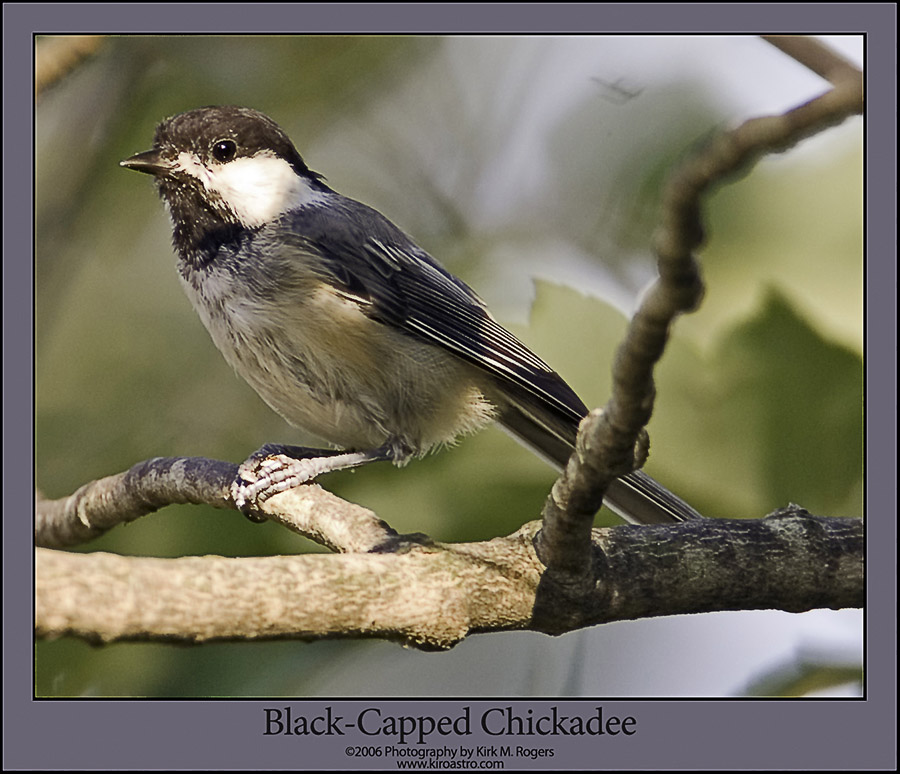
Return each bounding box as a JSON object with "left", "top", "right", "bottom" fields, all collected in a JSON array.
[
  {"left": 535, "top": 35, "right": 863, "bottom": 584},
  {"left": 36, "top": 502, "right": 861, "bottom": 649},
  {"left": 761, "top": 34, "right": 864, "bottom": 89},
  {"left": 35, "top": 457, "right": 402, "bottom": 554},
  {"left": 35, "top": 35, "right": 105, "bottom": 99}
]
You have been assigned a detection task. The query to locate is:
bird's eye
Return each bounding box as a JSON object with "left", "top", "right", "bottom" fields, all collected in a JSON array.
[{"left": 211, "top": 139, "right": 237, "bottom": 163}]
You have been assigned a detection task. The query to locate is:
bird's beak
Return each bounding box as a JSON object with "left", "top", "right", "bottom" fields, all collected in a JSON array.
[{"left": 120, "top": 149, "right": 175, "bottom": 177}]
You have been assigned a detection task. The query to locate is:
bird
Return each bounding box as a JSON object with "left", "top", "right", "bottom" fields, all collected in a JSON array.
[{"left": 121, "top": 105, "right": 702, "bottom": 525}]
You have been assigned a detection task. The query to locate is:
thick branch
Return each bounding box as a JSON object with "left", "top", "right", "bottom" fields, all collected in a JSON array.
[
  {"left": 36, "top": 508, "right": 862, "bottom": 649},
  {"left": 533, "top": 508, "right": 862, "bottom": 634}
]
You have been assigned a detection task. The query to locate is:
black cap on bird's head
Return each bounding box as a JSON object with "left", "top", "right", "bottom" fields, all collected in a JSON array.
[{"left": 121, "top": 106, "right": 323, "bottom": 181}]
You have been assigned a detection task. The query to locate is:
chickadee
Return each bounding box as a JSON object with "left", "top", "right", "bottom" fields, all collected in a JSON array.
[{"left": 121, "top": 105, "right": 701, "bottom": 525}]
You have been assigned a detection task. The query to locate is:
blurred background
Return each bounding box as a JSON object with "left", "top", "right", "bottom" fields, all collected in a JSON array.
[{"left": 35, "top": 35, "right": 863, "bottom": 698}]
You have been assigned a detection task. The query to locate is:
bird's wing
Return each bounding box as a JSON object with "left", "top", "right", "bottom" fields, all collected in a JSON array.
[{"left": 272, "top": 201, "right": 589, "bottom": 431}]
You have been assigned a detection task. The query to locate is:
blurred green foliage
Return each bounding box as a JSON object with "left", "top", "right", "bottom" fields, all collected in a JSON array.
[
  {"left": 35, "top": 35, "right": 862, "bottom": 697},
  {"left": 744, "top": 657, "right": 863, "bottom": 698}
]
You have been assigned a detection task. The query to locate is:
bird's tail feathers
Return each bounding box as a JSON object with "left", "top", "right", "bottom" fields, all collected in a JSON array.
[{"left": 496, "top": 399, "right": 703, "bottom": 525}]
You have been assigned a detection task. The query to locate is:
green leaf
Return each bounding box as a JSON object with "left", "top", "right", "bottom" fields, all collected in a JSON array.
[{"left": 714, "top": 288, "right": 863, "bottom": 516}]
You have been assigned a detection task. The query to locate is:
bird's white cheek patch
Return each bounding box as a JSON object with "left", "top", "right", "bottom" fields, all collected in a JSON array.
[{"left": 178, "top": 152, "right": 325, "bottom": 227}]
